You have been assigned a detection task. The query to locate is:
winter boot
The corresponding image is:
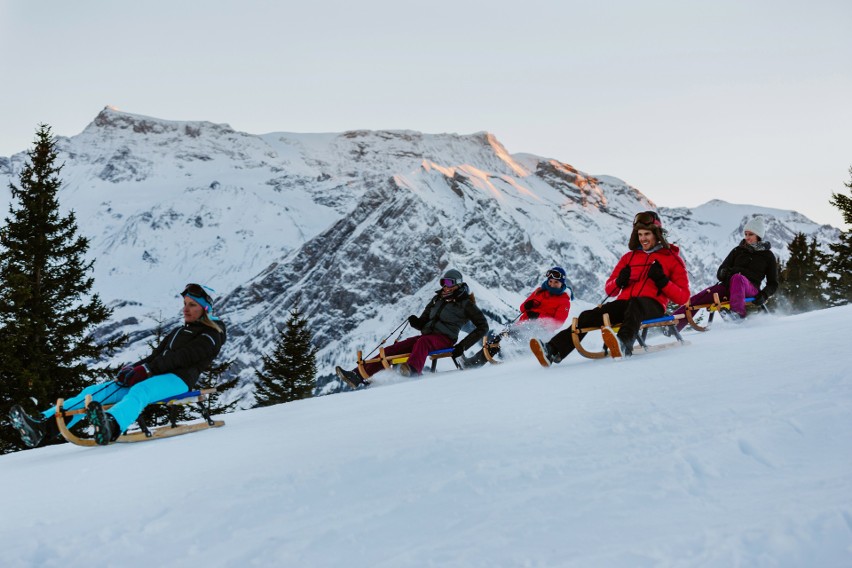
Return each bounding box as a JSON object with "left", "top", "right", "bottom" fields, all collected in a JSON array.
[
  {"left": 335, "top": 366, "right": 367, "bottom": 389},
  {"left": 8, "top": 405, "right": 47, "bottom": 448},
  {"left": 461, "top": 349, "right": 489, "bottom": 369},
  {"left": 529, "top": 338, "right": 556, "bottom": 368},
  {"left": 398, "top": 362, "right": 424, "bottom": 376},
  {"left": 86, "top": 401, "right": 121, "bottom": 445}
]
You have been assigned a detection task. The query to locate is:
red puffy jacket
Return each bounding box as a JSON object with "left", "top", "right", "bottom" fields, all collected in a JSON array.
[
  {"left": 604, "top": 245, "right": 690, "bottom": 309},
  {"left": 519, "top": 287, "right": 571, "bottom": 328}
]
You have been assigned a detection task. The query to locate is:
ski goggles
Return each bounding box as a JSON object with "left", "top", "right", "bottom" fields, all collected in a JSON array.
[
  {"left": 181, "top": 283, "right": 214, "bottom": 312},
  {"left": 440, "top": 278, "right": 459, "bottom": 287},
  {"left": 545, "top": 270, "right": 565, "bottom": 282},
  {"left": 633, "top": 211, "right": 662, "bottom": 227}
]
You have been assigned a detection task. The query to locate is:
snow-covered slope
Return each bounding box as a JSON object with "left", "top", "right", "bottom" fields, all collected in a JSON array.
[
  {"left": 2, "top": 306, "right": 850, "bottom": 567},
  {"left": 0, "top": 108, "right": 838, "bottom": 400}
]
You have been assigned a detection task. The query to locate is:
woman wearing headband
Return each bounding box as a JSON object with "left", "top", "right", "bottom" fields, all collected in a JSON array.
[
  {"left": 530, "top": 211, "right": 690, "bottom": 364},
  {"left": 335, "top": 268, "right": 488, "bottom": 388},
  {"left": 9, "top": 283, "right": 227, "bottom": 447}
]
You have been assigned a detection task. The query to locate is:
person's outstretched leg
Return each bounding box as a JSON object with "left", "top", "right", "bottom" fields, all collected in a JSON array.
[
  {"left": 42, "top": 381, "right": 128, "bottom": 429},
  {"left": 728, "top": 274, "right": 758, "bottom": 318},
  {"left": 360, "top": 336, "right": 420, "bottom": 377},
  {"left": 617, "top": 298, "right": 664, "bottom": 355},
  {"left": 672, "top": 284, "right": 728, "bottom": 331},
  {"left": 106, "top": 374, "right": 189, "bottom": 433},
  {"left": 407, "top": 334, "right": 454, "bottom": 374}
]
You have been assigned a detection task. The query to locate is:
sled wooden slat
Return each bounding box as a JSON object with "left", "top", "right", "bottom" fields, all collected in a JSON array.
[{"left": 116, "top": 420, "right": 225, "bottom": 443}]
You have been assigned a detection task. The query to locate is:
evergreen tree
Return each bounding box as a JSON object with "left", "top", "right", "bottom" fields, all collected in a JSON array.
[
  {"left": 826, "top": 166, "right": 852, "bottom": 306},
  {"left": 778, "top": 232, "right": 829, "bottom": 313},
  {"left": 197, "top": 359, "right": 240, "bottom": 416},
  {"left": 0, "top": 125, "right": 123, "bottom": 452},
  {"left": 254, "top": 301, "right": 318, "bottom": 407}
]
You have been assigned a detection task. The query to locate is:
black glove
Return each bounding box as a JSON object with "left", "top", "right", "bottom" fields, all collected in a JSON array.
[
  {"left": 523, "top": 299, "right": 540, "bottom": 311},
  {"left": 717, "top": 267, "right": 733, "bottom": 282},
  {"left": 408, "top": 315, "right": 422, "bottom": 330},
  {"left": 615, "top": 265, "right": 631, "bottom": 289},
  {"left": 526, "top": 311, "right": 540, "bottom": 319},
  {"left": 648, "top": 261, "right": 669, "bottom": 291},
  {"left": 451, "top": 344, "right": 465, "bottom": 359},
  {"left": 752, "top": 290, "right": 768, "bottom": 306}
]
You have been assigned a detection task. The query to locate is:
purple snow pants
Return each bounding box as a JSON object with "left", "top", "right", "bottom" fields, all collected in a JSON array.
[
  {"left": 362, "top": 333, "right": 454, "bottom": 377},
  {"left": 673, "top": 274, "right": 759, "bottom": 330}
]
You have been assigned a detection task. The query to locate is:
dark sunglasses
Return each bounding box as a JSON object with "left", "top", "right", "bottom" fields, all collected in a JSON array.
[
  {"left": 182, "top": 283, "right": 212, "bottom": 303},
  {"left": 546, "top": 270, "right": 565, "bottom": 282},
  {"left": 633, "top": 211, "right": 661, "bottom": 227},
  {"left": 440, "top": 278, "right": 458, "bottom": 287}
]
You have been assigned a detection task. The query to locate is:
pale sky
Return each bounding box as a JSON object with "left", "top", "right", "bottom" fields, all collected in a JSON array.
[{"left": 2, "top": 0, "right": 850, "bottom": 228}]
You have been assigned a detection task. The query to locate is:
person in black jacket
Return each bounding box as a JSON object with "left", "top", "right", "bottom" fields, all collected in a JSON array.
[
  {"left": 336, "top": 269, "right": 488, "bottom": 388},
  {"left": 673, "top": 216, "right": 779, "bottom": 329},
  {"left": 9, "top": 283, "right": 227, "bottom": 447}
]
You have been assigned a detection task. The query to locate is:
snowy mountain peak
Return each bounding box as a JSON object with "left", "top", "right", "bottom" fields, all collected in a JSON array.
[
  {"left": 0, "top": 108, "right": 839, "bottom": 400},
  {"left": 89, "top": 105, "right": 236, "bottom": 138}
]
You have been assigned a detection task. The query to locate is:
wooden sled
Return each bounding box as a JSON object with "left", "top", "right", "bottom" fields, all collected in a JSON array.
[
  {"left": 54, "top": 388, "right": 224, "bottom": 447},
  {"left": 684, "top": 293, "right": 769, "bottom": 331},
  {"left": 571, "top": 312, "right": 688, "bottom": 359},
  {"left": 356, "top": 347, "right": 462, "bottom": 380}
]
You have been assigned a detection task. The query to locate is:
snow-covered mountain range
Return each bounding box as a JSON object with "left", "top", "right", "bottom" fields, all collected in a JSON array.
[{"left": 0, "top": 107, "right": 839, "bottom": 402}]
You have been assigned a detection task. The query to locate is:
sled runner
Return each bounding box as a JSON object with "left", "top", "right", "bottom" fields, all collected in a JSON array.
[
  {"left": 684, "top": 293, "right": 769, "bottom": 331},
  {"left": 356, "top": 347, "right": 462, "bottom": 379},
  {"left": 54, "top": 388, "right": 224, "bottom": 447},
  {"left": 572, "top": 313, "right": 689, "bottom": 360}
]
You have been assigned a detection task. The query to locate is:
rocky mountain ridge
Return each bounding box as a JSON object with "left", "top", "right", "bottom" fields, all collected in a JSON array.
[{"left": 0, "top": 107, "right": 838, "bottom": 402}]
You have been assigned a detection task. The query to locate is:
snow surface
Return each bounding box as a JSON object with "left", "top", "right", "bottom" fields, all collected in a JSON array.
[{"left": 2, "top": 306, "right": 851, "bottom": 567}]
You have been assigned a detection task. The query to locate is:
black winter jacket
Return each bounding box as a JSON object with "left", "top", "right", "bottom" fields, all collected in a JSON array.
[
  {"left": 410, "top": 284, "right": 489, "bottom": 352},
  {"left": 135, "top": 319, "right": 227, "bottom": 389},
  {"left": 717, "top": 240, "right": 779, "bottom": 297}
]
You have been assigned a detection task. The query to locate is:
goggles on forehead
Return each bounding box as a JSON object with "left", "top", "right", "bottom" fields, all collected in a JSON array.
[
  {"left": 440, "top": 278, "right": 458, "bottom": 287},
  {"left": 181, "top": 283, "right": 214, "bottom": 311},
  {"left": 633, "top": 211, "right": 662, "bottom": 227},
  {"left": 545, "top": 270, "right": 565, "bottom": 282}
]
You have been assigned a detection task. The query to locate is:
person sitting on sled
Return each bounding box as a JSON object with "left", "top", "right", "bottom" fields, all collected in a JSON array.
[
  {"left": 518, "top": 266, "right": 573, "bottom": 329},
  {"left": 9, "top": 283, "right": 227, "bottom": 447},
  {"left": 464, "top": 266, "right": 573, "bottom": 367},
  {"left": 671, "top": 216, "right": 778, "bottom": 329},
  {"left": 335, "top": 268, "right": 488, "bottom": 388},
  {"left": 530, "top": 211, "right": 690, "bottom": 364}
]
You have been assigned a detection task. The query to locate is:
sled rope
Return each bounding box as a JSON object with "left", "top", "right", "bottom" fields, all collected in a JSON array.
[{"left": 364, "top": 318, "right": 410, "bottom": 359}]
